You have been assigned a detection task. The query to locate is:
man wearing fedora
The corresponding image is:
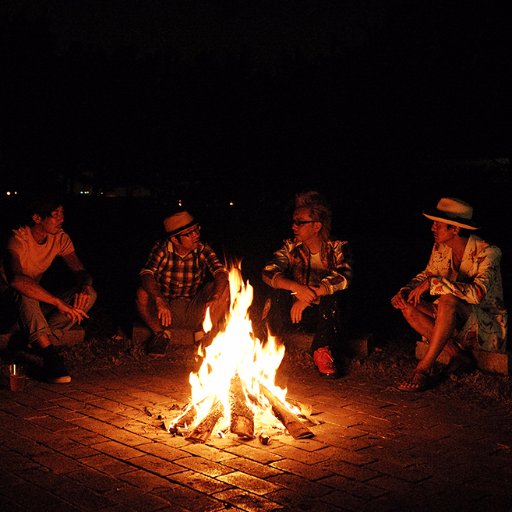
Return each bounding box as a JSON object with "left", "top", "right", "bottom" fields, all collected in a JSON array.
[
  {"left": 391, "top": 197, "right": 508, "bottom": 392},
  {"left": 135, "top": 210, "right": 229, "bottom": 357}
]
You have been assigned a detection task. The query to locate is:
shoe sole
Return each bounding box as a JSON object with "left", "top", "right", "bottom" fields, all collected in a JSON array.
[{"left": 48, "top": 376, "right": 72, "bottom": 384}]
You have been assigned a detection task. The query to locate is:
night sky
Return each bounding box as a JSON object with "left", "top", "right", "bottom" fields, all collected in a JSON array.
[{"left": 1, "top": 1, "right": 511, "bottom": 195}]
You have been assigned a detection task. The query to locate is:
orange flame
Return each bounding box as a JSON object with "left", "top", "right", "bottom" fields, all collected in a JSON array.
[{"left": 170, "top": 262, "right": 299, "bottom": 437}]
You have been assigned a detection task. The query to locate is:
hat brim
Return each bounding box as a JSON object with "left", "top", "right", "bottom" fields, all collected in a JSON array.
[
  {"left": 166, "top": 220, "right": 199, "bottom": 237},
  {"left": 422, "top": 211, "right": 479, "bottom": 230}
]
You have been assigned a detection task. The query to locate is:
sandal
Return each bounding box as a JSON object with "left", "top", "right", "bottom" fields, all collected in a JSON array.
[{"left": 398, "top": 368, "right": 430, "bottom": 392}]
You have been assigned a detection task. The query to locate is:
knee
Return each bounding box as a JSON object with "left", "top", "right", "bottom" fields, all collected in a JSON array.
[
  {"left": 86, "top": 287, "right": 98, "bottom": 310},
  {"left": 437, "top": 294, "right": 460, "bottom": 312},
  {"left": 400, "top": 302, "right": 417, "bottom": 322},
  {"left": 135, "top": 287, "right": 149, "bottom": 309}
]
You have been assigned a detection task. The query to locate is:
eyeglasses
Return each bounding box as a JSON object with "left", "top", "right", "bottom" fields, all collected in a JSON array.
[
  {"left": 179, "top": 225, "right": 201, "bottom": 237},
  {"left": 292, "top": 220, "right": 315, "bottom": 226}
]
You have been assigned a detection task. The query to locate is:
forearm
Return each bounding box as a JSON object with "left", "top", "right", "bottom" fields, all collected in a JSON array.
[
  {"left": 212, "top": 273, "right": 229, "bottom": 298},
  {"left": 140, "top": 274, "right": 165, "bottom": 300},
  {"left": 11, "top": 275, "right": 62, "bottom": 307}
]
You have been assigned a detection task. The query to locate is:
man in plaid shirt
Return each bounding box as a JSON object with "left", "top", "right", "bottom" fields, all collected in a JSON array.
[{"left": 136, "top": 210, "right": 229, "bottom": 357}]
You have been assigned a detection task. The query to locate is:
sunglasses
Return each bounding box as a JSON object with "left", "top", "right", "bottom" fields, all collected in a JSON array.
[{"left": 292, "top": 220, "right": 315, "bottom": 226}]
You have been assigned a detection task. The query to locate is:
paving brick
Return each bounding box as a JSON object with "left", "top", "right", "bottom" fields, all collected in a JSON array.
[
  {"left": 104, "top": 484, "right": 177, "bottom": 512},
  {"left": 115, "top": 469, "right": 177, "bottom": 492},
  {"left": 266, "top": 486, "right": 350, "bottom": 511},
  {"left": 224, "top": 443, "right": 283, "bottom": 464},
  {"left": 157, "top": 484, "right": 226, "bottom": 511},
  {"left": 217, "top": 470, "right": 282, "bottom": 495},
  {"left": 169, "top": 468, "right": 233, "bottom": 494},
  {"left": 270, "top": 458, "right": 334, "bottom": 480},
  {"left": 129, "top": 453, "right": 186, "bottom": 476},
  {"left": 222, "top": 456, "right": 284, "bottom": 479},
  {"left": 213, "top": 488, "right": 286, "bottom": 511},
  {"left": 0, "top": 326, "right": 85, "bottom": 349},
  {"left": 32, "top": 451, "right": 85, "bottom": 474},
  {"left": 136, "top": 441, "right": 189, "bottom": 461},
  {"left": 66, "top": 466, "right": 129, "bottom": 493},
  {"left": 0, "top": 495, "right": 26, "bottom": 512},
  {"left": 174, "top": 455, "right": 234, "bottom": 477},
  {"left": 415, "top": 340, "right": 511, "bottom": 375},
  {"left": 0, "top": 482, "right": 83, "bottom": 512},
  {"left": 1, "top": 347, "right": 511, "bottom": 511},
  {"left": 80, "top": 454, "right": 135, "bottom": 476},
  {"left": 266, "top": 472, "right": 333, "bottom": 496},
  {"left": 93, "top": 440, "right": 145, "bottom": 460}
]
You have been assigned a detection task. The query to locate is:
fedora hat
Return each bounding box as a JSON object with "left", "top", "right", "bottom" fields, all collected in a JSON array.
[
  {"left": 422, "top": 197, "right": 479, "bottom": 230},
  {"left": 163, "top": 211, "right": 198, "bottom": 237}
]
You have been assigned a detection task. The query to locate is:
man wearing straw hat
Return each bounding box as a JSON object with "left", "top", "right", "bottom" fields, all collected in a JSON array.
[
  {"left": 391, "top": 197, "right": 508, "bottom": 392},
  {"left": 136, "top": 210, "right": 229, "bottom": 357}
]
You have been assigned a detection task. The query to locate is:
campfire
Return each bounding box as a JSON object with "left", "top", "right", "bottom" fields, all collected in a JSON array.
[{"left": 165, "top": 263, "right": 314, "bottom": 443}]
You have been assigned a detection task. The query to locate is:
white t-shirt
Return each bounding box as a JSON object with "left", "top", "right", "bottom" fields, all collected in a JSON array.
[{"left": 7, "top": 226, "right": 75, "bottom": 282}]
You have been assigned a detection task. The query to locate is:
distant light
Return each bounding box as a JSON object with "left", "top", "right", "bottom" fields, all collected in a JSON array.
[
  {"left": 228, "top": 201, "right": 234, "bottom": 207},
  {"left": 178, "top": 199, "right": 183, "bottom": 207},
  {"left": 6, "top": 191, "right": 18, "bottom": 196}
]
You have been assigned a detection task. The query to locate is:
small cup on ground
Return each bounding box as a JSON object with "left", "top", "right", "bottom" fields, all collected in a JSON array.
[{"left": 9, "top": 364, "right": 26, "bottom": 392}]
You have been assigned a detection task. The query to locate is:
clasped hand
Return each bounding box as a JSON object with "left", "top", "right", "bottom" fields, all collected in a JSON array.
[{"left": 290, "top": 284, "right": 317, "bottom": 323}]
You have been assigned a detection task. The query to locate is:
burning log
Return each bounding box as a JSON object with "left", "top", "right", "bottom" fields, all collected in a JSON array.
[
  {"left": 260, "top": 384, "right": 314, "bottom": 439},
  {"left": 186, "top": 400, "right": 224, "bottom": 443},
  {"left": 229, "top": 374, "right": 255, "bottom": 439},
  {"left": 173, "top": 404, "right": 197, "bottom": 428}
]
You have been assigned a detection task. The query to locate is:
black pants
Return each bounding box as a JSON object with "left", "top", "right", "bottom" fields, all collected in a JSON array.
[{"left": 262, "top": 288, "right": 350, "bottom": 356}]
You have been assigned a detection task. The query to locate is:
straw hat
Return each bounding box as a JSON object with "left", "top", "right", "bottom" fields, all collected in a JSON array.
[
  {"left": 422, "top": 197, "right": 479, "bottom": 230},
  {"left": 163, "top": 211, "right": 198, "bottom": 236}
]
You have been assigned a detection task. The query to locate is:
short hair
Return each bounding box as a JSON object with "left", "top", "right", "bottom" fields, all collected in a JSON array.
[
  {"left": 25, "top": 193, "right": 64, "bottom": 222},
  {"left": 294, "top": 190, "right": 332, "bottom": 240}
]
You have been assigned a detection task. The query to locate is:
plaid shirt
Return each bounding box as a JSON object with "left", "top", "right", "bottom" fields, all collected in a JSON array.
[
  {"left": 262, "top": 238, "right": 353, "bottom": 295},
  {"left": 139, "top": 239, "right": 227, "bottom": 299}
]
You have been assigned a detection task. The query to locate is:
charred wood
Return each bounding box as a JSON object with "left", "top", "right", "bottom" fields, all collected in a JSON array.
[
  {"left": 186, "top": 400, "right": 224, "bottom": 443},
  {"left": 229, "top": 374, "right": 255, "bottom": 439},
  {"left": 260, "top": 384, "right": 314, "bottom": 439}
]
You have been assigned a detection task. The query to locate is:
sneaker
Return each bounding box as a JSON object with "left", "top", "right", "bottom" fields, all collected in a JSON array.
[
  {"left": 42, "top": 345, "right": 71, "bottom": 384},
  {"left": 147, "top": 331, "right": 170, "bottom": 358},
  {"left": 313, "top": 346, "right": 338, "bottom": 377}
]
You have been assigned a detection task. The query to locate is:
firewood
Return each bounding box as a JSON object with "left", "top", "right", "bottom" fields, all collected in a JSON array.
[
  {"left": 229, "top": 374, "right": 255, "bottom": 439},
  {"left": 186, "top": 400, "right": 224, "bottom": 443},
  {"left": 259, "top": 384, "right": 314, "bottom": 439}
]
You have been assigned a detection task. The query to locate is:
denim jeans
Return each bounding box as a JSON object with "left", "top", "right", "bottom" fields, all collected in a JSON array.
[{"left": 14, "top": 287, "right": 97, "bottom": 344}]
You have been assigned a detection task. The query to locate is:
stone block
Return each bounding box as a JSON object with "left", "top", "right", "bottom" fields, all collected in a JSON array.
[
  {"left": 415, "top": 340, "right": 510, "bottom": 376},
  {"left": 0, "top": 326, "right": 85, "bottom": 349},
  {"left": 279, "top": 331, "right": 373, "bottom": 358},
  {"left": 130, "top": 322, "right": 195, "bottom": 345}
]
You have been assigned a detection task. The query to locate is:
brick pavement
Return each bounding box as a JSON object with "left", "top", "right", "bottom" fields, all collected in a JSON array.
[{"left": 1, "top": 348, "right": 512, "bottom": 512}]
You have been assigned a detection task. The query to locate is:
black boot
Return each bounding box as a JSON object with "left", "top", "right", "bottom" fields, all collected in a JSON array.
[{"left": 42, "top": 345, "right": 71, "bottom": 384}]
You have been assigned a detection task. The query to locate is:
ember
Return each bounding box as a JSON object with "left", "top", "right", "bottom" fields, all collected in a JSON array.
[{"left": 166, "top": 263, "right": 314, "bottom": 443}]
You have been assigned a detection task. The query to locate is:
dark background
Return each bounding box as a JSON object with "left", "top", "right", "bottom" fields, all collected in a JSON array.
[
  {"left": 1, "top": 2, "right": 511, "bottom": 340},
  {"left": 1, "top": 2, "right": 511, "bottom": 184}
]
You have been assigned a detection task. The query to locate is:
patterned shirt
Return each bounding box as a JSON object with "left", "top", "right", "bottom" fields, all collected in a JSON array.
[
  {"left": 402, "top": 234, "right": 508, "bottom": 352},
  {"left": 262, "top": 238, "right": 353, "bottom": 295},
  {"left": 139, "top": 239, "right": 228, "bottom": 299}
]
